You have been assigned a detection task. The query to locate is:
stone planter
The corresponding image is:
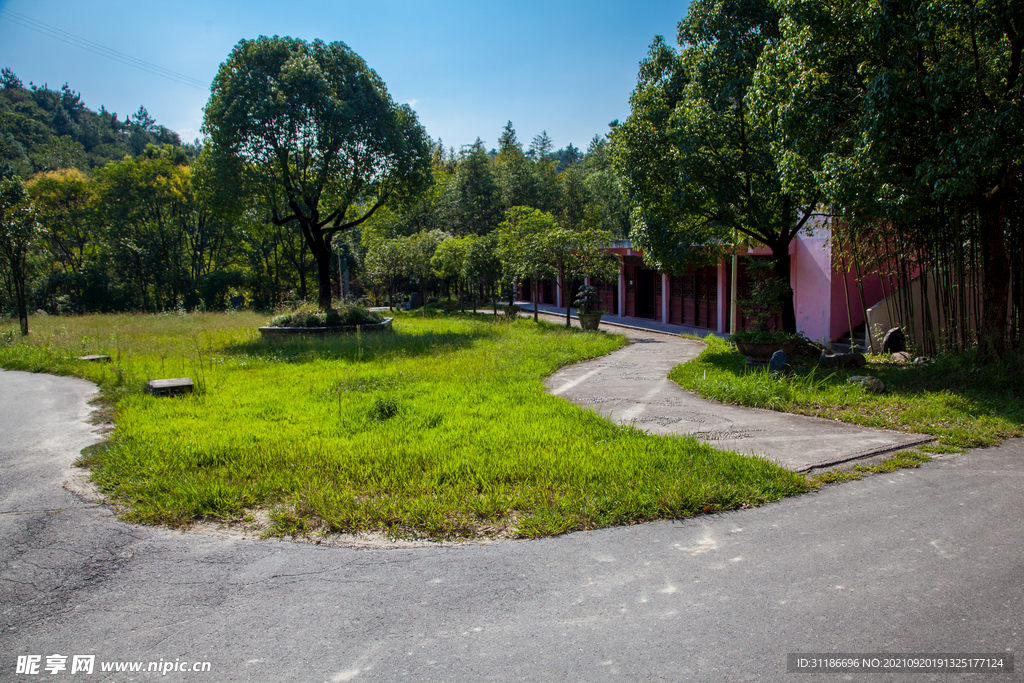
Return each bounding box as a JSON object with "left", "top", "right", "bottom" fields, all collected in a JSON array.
[
  {"left": 259, "top": 317, "right": 393, "bottom": 342},
  {"left": 578, "top": 312, "right": 603, "bottom": 331},
  {"left": 733, "top": 340, "right": 798, "bottom": 367}
]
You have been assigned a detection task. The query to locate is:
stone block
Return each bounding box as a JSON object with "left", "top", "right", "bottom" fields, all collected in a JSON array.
[
  {"left": 148, "top": 378, "right": 194, "bottom": 396},
  {"left": 77, "top": 355, "right": 110, "bottom": 362}
]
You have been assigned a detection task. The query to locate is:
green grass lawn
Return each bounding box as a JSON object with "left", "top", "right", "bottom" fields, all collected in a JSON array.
[
  {"left": 670, "top": 336, "right": 1024, "bottom": 450},
  {"left": 0, "top": 311, "right": 808, "bottom": 540}
]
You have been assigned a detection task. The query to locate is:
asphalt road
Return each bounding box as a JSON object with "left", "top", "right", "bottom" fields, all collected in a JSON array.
[{"left": 1, "top": 368, "right": 1022, "bottom": 683}]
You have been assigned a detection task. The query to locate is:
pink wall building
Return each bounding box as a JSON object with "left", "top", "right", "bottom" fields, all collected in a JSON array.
[{"left": 518, "top": 223, "right": 888, "bottom": 345}]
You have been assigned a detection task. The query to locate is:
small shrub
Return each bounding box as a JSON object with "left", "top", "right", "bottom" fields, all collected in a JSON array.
[
  {"left": 368, "top": 396, "right": 399, "bottom": 421},
  {"left": 269, "top": 304, "right": 383, "bottom": 328},
  {"left": 574, "top": 285, "right": 603, "bottom": 314}
]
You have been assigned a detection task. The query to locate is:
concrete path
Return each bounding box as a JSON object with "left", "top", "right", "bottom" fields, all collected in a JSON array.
[
  {"left": 2, "top": 368, "right": 1021, "bottom": 683},
  {"left": 519, "top": 301, "right": 724, "bottom": 338},
  {"left": 536, "top": 311, "right": 930, "bottom": 471}
]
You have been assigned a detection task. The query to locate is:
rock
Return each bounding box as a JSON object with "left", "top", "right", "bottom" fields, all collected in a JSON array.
[
  {"left": 913, "top": 356, "right": 931, "bottom": 364},
  {"left": 768, "top": 350, "right": 789, "bottom": 373},
  {"left": 882, "top": 327, "right": 906, "bottom": 353},
  {"left": 819, "top": 351, "right": 867, "bottom": 368},
  {"left": 890, "top": 351, "right": 912, "bottom": 362},
  {"left": 848, "top": 375, "right": 885, "bottom": 393}
]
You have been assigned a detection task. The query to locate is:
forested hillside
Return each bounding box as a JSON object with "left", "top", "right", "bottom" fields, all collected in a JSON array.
[{"left": 0, "top": 67, "right": 197, "bottom": 178}]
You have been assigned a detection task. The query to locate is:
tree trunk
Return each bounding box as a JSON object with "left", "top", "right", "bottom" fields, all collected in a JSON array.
[
  {"left": 977, "top": 192, "right": 1011, "bottom": 361},
  {"left": 561, "top": 267, "right": 571, "bottom": 327},
  {"left": 13, "top": 259, "right": 28, "bottom": 336},
  {"left": 299, "top": 239, "right": 308, "bottom": 301},
  {"left": 769, "top": 240, "right": 797, "bottom": 334},
  {"left": 532, "top": 279, "right": 539, "bottom": 322},
  {"left": 314, "top": 246, "right": 334, "bottom": 311}
]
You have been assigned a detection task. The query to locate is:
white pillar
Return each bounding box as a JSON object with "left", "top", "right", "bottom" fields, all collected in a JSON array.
[
  {"left": 618, "top": 263, "right": 626, "bottom": 317},
  {"left": 662, "top": 273, "right": 670, "bottom": 324}
]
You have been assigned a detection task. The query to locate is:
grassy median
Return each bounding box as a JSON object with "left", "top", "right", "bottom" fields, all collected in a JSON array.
[
  {"left": 670, "top": 336, "right": 1024, "bottom": 450},
  {"left": 0, "top": 311, "right": 808, "bottom": 540}
]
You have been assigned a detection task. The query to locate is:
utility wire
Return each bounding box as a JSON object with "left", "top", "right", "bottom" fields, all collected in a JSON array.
[{"left": 0, "top": 7, "right": 210, "bottom": 90}]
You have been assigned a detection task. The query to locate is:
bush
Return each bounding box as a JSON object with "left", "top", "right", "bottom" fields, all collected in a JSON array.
[{"left": 269, "top": 304, "right": 384, "bottom": 328}]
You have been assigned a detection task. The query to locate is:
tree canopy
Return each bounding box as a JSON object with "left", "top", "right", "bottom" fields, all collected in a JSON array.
[
  {"left": 757, "top": 0, "right": 1024, "bottom": 358},
  {"left": 611, "top": 0, "right": 819, "bottom": 333},
  {"left": 202, "top": 36, "right": 432, "bottom": 310}
]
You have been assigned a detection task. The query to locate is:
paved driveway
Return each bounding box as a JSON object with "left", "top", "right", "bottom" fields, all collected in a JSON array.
[
  {"left": 1, "top": 369, "right": 1020, "bottom": 682},
  {"left": 544, "top": 321, "right": 930, "bottom": 471}
]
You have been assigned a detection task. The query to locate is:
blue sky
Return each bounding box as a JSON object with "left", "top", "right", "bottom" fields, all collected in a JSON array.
[{"left": 0, "top": 0, "right": 689, "bottom": 153}]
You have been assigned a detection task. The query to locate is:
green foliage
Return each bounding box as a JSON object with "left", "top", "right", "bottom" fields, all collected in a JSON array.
[
  {"left": 363, "top": 236, "right": 408, "bottom": 308},
  {"left": 0, "top": 312, "right": 807, "bottom": 539},
  {"left": 494, "top": 206, "right": 560, "bottom": 283},
  {"left": 431, "top": 234, "right": 471, "bottom": 283}
]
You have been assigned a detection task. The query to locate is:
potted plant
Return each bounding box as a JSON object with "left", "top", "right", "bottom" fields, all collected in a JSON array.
[
  {"left": 730, "top": 259, "right": 800, "bottom": 365},
  {"left": 574, "top": 285, "right": 605, "bottom": 331},
  {"left": 259, "top": 303, "right": 392, "bottom": 342}
]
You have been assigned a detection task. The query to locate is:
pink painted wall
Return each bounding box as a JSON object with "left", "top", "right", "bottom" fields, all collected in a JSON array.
[{"left": 792, "top": 235, "right": 832, "bottom": 343}]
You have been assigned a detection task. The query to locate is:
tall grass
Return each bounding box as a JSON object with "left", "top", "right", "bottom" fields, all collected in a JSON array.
[
  {"left": 1, "top": 311, "right": 808, "bottom": 539},
  {"left": 671, "top": 336, "right": 1024, "bottom": 449}
]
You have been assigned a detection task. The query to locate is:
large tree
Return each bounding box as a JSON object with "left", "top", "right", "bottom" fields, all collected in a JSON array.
[
  {"left": 494, "top": 121, "right": 541, "bottom": 211},
  {"left": 611, "top": 0, "right": 820, "bottom": 333},
  {"left": 494, "top": 206, "right": 560, "bottom": 322},
  {"left": 442, "top": 140, "right": 502, "bottom": 235},
  {"left": 203, "top": 36, "right": 432, "bottom": 311},
  {"left": 815, "top": 0, "right": 1015, "bottom": 360}
]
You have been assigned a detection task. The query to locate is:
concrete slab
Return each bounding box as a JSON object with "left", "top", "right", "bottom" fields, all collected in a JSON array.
[
  {"left": 148, "top": 377, "right": 193, "bottom": 396},
  {"left": 76, "top": 354, "right": 110, "bottom": 362},
  {"left": 544, "top": 321, "right": 931, "bottom": 472}
]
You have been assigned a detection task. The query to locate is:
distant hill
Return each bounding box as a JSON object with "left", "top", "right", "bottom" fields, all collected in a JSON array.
[{"left": 0, "top": 67, "right": 197, "bottom": 178}]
